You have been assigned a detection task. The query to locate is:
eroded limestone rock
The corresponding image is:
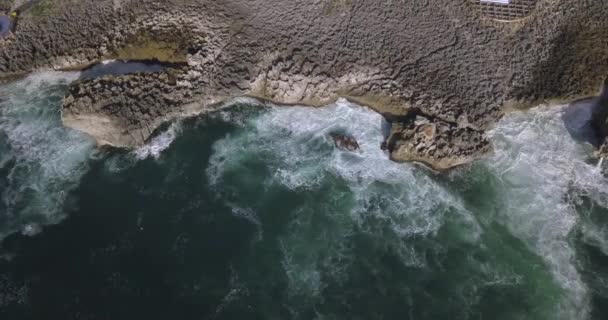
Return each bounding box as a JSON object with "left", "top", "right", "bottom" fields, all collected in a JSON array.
[
  {"left": 1, "top": 0, "right": 607, "bottom": 169},
  {"left": 384, "top": 114, "right": 491, "bottom": 171}
]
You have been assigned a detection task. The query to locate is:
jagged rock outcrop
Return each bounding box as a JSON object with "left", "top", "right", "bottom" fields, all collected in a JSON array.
[
  {"left": 1, "top": 0, "right": 608, "bottom": 169},
  {"left": 385, "top": 114, "right": 491, "bottom": 171},
  {"left": 330, "top": 133, "right": 360, "bottom": 152},
  {"left": 62, "top": 68, "right": 200, "bottom": 147}
]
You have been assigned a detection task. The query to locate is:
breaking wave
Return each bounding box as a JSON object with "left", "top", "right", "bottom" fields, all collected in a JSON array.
[{"left": 134, "top": 122, "right": 183, "bottom": 160}]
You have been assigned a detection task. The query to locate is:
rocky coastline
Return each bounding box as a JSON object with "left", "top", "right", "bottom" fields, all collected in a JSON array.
[{"left": 1, "top": 0, "right": 607, "bottom": 170}]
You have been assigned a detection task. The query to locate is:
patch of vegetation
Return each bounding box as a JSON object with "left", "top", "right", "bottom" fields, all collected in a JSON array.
[
  {"left": 323, "top": 0, "right": 352, "bottom": 15},
  {"left": 26, "top": 0, "right": 54, "bottom": 17},
  {"left": 111, "top": 36, "right": 188, "bottom": 63}
]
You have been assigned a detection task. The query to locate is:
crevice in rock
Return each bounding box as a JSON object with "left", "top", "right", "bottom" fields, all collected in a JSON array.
[{"left": 78, "top": 59, "right": 187, "bottom": 80}]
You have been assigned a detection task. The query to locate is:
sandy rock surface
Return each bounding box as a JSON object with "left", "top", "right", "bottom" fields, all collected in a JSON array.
[{"left": 1, "top": 0, "right": 607, "bottom": 169}]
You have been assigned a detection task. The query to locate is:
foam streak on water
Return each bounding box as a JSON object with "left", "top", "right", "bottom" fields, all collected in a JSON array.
[
  {"left": 202, "top": 100, "right": 608, "bottom": 319},
  {"left": 0, "top": 72, "right": 94, "bottom": 240},
  {"left": 484, "top": 104, "right": 608, "bottom": 319},
  {"left": 207, "top": 99, "right": 483, "bottom": 314}
]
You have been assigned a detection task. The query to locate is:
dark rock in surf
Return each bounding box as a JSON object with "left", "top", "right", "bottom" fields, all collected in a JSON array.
[
  {"left": 563, "top": 98, "right": 602, "bottom": 146},
  {"left": 381, "top": 117, "right": 391, "bottom": 140},
  {"left": 330, "top": 133, "right": 360, "bottom": 152},
  {"left": 591, "top": 79, "right": 608, "bottom": 138},
  {"left": 564, "top": 78, "right": 608, "bottom": 149},
  {"left": 593, "top": 80, "right": 608, "bottom": 157}
]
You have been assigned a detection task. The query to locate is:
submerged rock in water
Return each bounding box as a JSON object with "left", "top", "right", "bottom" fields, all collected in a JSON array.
[{"left": 330, "top": 132, "right": 360, "bottom": 151}]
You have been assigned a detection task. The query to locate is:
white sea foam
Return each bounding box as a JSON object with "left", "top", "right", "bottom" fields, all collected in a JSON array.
[
  {"left": 133, "top": 121, "right": 182, "bottom": 160},
  {"left": 253, "top": 99, "right": 477, "bottom": 238},
  {"left": 484, "top": 104, "right": 608, "bottom": 319},
  {"left": 227, "top": 202, "right": 263, "bottom": 242},
  {"left": 213, "top": 266, "right": 250, "bottom": 318},
  {"left": 0, "top": 72, "right": 94, "bottom": 240},
  {"left": 207, "top": 98, "right": 481, "bottom": 301},
  {"left": 205, "top": 98, "right": 608, "bottom": 318},
  {"left": 133, "top": 96, "right": 266, "bottom": 162}
]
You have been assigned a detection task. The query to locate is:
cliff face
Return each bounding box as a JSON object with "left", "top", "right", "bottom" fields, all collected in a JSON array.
[{"left": 1, "top": 0, "right": 607, "bottom": 169}]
